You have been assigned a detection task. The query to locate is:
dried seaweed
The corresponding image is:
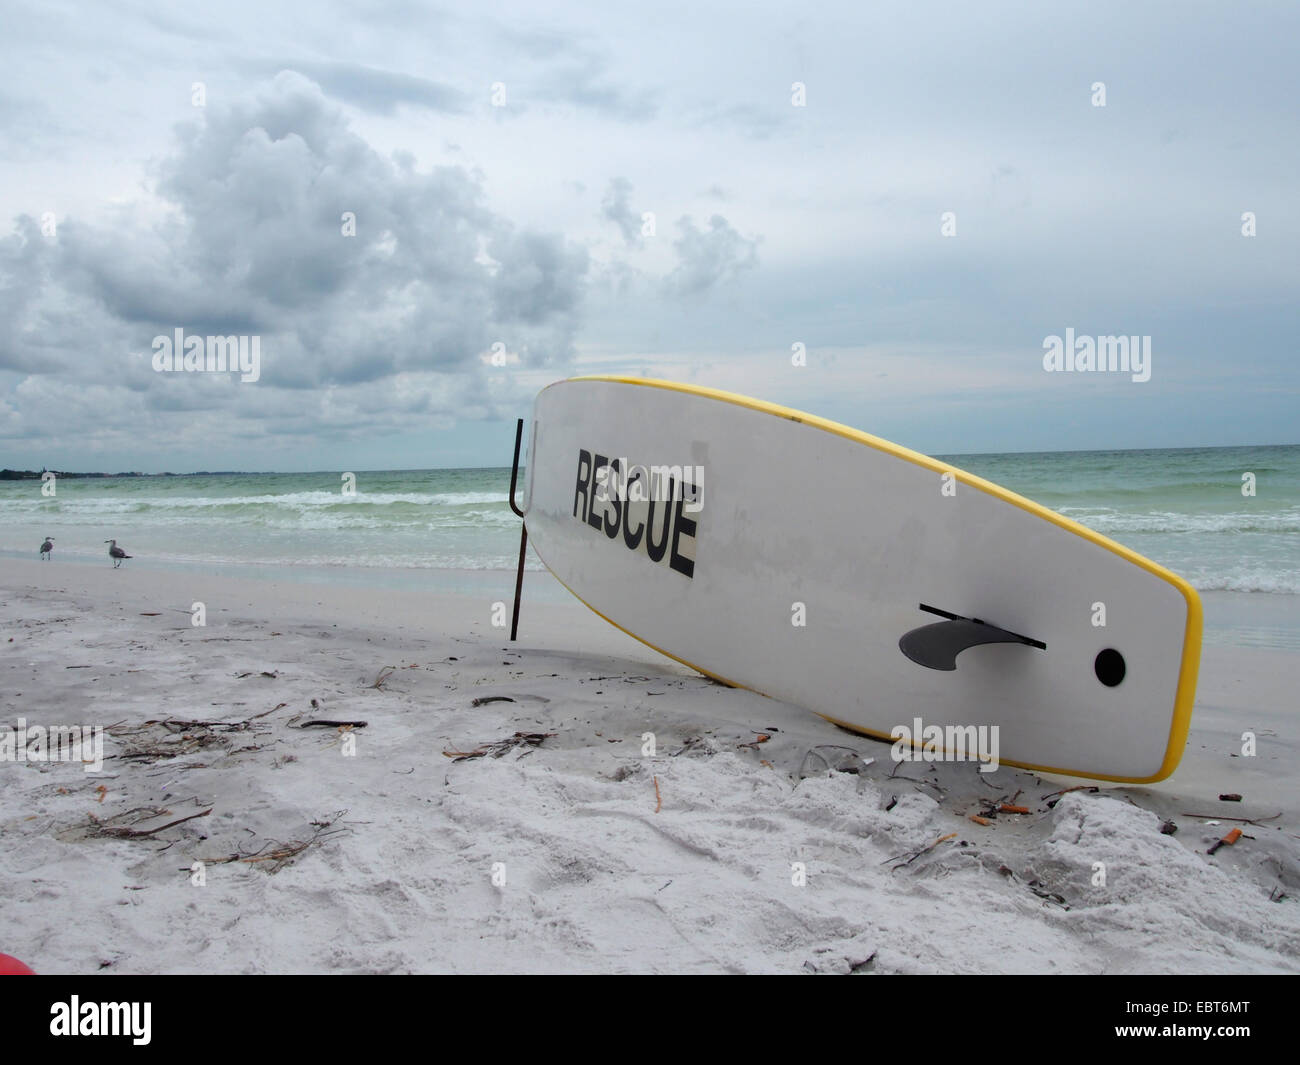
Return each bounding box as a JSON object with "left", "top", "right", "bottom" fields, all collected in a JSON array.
[
  {"left": 883, "top": 832, "right": 957, "bottom": 870},
  {"left": 105, "top": 709, "right": 280, "bottom": 764},
  {"left": 442, "top": 732, "right": 553, "bottom": 762},
  {"left": 190, "top": 811, "right": 350, "bottom": 874},
  {"left": 87, "top": 804, "right": 212, "bottom": 839}
]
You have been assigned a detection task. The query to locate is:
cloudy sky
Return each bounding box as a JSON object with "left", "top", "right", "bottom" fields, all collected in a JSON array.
[{"left": 2, "top": 0, "right": 1297, "bottom": 472}]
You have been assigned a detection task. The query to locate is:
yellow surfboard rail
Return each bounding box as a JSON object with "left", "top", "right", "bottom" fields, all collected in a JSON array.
[{"left": 533, "top": 374, "right": 1203, "bottom": 784}]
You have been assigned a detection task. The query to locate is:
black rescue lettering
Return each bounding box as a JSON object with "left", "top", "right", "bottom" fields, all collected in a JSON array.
[
  {"left": 603, "top": 459, "right": 623, "bottom": 539},
  {"left": 573, "top": 449, "right": 592, "bottom": 520},
  {"left": 572, "top": 450, "right": 694, "bottom": 579},
  {"left": 644, "top": 477, "right": 673, "bottom": 562},
  {"left": 669, "top": 494, "right": 696, "bottom": 578},
  {"left": 622, "top": 467, "right": 645, "bottom": 550},
  {"left": 587, "top": 454, "right": 609, "bottom": 531}
]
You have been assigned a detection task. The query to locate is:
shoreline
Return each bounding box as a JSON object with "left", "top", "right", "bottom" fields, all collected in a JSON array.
[{"left": 5, "top": 553, "right": 1297, "bottom": 647}]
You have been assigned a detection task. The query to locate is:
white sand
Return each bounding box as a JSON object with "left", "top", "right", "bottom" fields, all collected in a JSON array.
[{"left": 2, "top": 559, "right": 1297, "bottom": 973}]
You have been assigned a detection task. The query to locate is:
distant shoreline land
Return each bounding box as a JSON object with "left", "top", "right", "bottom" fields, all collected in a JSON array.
[
  {"left": 0, "top": 469, "right": 250, "bottom": 480},
  {"left": 1, "top": 442, "right": 1295, "bottom": 481}
]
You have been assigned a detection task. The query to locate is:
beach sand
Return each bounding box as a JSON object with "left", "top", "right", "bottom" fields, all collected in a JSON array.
[{"left": 2, "top": 559, "right": 1297, "bottom": 974}]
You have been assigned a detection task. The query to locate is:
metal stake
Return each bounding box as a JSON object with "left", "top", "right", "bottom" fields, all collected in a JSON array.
[{"left": 508, "top": 418, "right": 526, "bottom": 640}]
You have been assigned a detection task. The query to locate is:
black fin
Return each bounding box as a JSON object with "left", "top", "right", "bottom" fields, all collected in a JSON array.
[{"left": 899, "top": 612, "right": 1043, "bottom": 671}]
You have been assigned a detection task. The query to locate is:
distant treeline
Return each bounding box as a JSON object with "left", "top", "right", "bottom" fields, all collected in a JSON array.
[
  {"left": 1, "top": 469, "right": 142, "bottom": 479},
  {"left": 0, "top": 469, "right": 248, "bottom": 480}
]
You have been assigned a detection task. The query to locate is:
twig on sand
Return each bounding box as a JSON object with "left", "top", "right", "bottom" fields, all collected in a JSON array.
[
  {"left": 654, "top": 775, "right": 662, "bottom": 813},
  {"left": 107, "top": 712, "right": 277, "bottom": 763},
  {"left": 1181, "top": 811, "right": 1281, "bottom": 826},
  {"left": 442, "top": 732, "right": 553, "bottom": 762},
  {"left": 191, "top": 811, "right": 349, "bottom": 874},
  {"left": 1043, "top": 785, "right": 1099, "bottom": 808},
  {"left": 299, "top": 719, "right": 368, "bottom": 729},
  {"left": 471, "top": 696, "right": 515, "bottom": 707},
  {"left": 886, "top": 761, "right": 945, "bottom": 792},
  {"left": 800, "top": 745, "right": 872, "bottom": 779},
  {"left": 1028, "top": 881, "right": 1070, "bottom": 908},
  {"left": 883, "top": 832, "right": 957, "bottom": 870},
  {"left": 371, "top": 666, "right": 397, "bottom": 690},
  {"left": 109, "top": 705, "right": 281, "bottom": 734},
  {"left": 90, "top": 806, "right": 212, "bottom": 838},
  {"left": 1043, "top": 785, "right": 1099, "bottom": 799},
  {"left": 886, "top": 767, "right": 947, "bottom": 795}
]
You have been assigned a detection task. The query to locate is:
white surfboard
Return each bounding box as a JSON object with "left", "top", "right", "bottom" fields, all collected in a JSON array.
[{"left": 522, "top": 376, "right": 1202, "bottom": 783}]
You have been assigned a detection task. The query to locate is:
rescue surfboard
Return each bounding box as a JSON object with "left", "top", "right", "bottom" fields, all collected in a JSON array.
[{"left": 521, "top": 376, "right": 1202, "bottom": 783}]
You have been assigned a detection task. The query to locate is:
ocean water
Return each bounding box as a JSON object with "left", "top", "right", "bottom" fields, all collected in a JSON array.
[
  {"left": 1, "top": 445, "right": 1297, "bottom": 599},
  {"left": 948, "top": 444, "right": 1300, "bottom": 597}
]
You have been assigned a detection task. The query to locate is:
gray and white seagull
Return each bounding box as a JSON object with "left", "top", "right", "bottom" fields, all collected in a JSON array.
[
  {"left": 40, "top": 537, "right": 54, "bottom": 560},
  {"left": 105, "top": 539, "right": 133, "bottom": 568}
]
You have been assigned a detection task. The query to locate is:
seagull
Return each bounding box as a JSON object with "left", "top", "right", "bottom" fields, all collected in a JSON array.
[
  {"left": 105, "top": 539, "right": 132, "bottom": 568},
  {"left": 40, "top": 537, "right": 54, "bottom": 560}
]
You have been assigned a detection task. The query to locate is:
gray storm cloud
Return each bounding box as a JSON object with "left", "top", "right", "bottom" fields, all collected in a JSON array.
[
  {"left": 0, "top": 71, "right": 589, "bottom": 433},
  {"left": 247, "top": 60, "right": 470, "bottom": 116},
  {"left": 664, "top": 214, "right": 760, "bottom": 298},
  {"left": 601, "top": 177, "right": 642, "bottom": 246},
  {"left": 3, "top": 0, "right": 1296, "bottom": 466}
]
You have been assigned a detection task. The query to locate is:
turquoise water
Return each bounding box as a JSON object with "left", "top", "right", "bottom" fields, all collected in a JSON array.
[
  {"left": 0, "top": 468, "right": 524, "bottom": 572},
  {"left": 944, "top": 444, "right": 1300, "bottom": 596},
  {"left": 1, "top": 444, "right": 1297, "bottom": 595}
]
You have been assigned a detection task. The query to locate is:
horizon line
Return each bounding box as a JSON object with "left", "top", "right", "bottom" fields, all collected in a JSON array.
[{"left": 5, "top": 440, "right": 1298, "bottom": 478}]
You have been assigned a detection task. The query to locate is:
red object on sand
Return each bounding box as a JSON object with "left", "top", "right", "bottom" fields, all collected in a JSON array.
[{"left": 0, "top": 953, "right": 35, "bottom": 975}]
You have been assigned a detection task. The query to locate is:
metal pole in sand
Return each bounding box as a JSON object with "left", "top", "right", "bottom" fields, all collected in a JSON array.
[{"left": 508, "top": 418, "right": 527, "bottom": 640}]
